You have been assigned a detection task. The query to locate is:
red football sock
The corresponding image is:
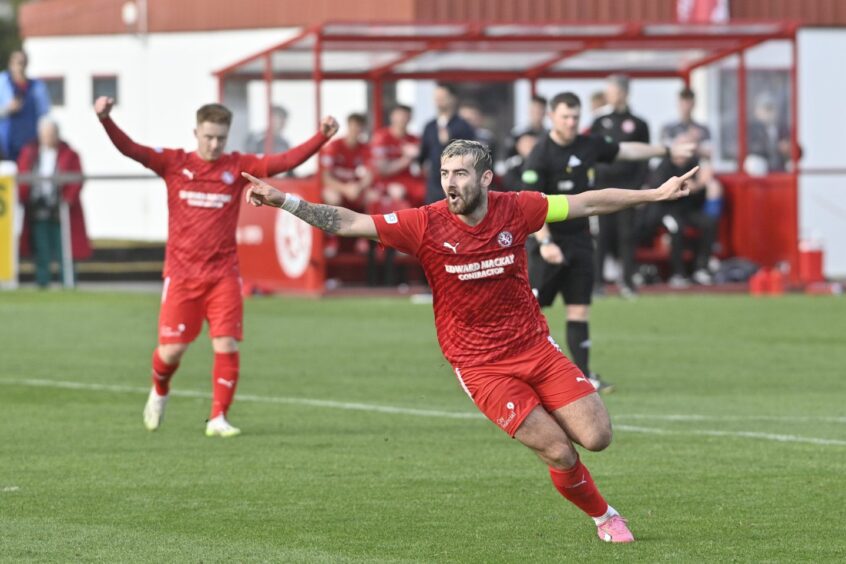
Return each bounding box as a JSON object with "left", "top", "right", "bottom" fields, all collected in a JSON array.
[
  {"left": 210, "top": 352, "right": 239, "bottom": 419},
  {"left": 549, "top": 459, "right": 609, "bottom": 518},
  {"left": 151, "top": 349, "right": 179, "bottom": 396}
]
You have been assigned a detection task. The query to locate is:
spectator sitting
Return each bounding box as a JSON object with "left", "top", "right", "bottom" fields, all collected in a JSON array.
[
  {"left": 746, "top": 93, "right": 791, "bottom": 173},
  {"left": 0, "top": 50, "right": 51, "bottom": 161},
  {"left": 639, "top": 130, "right": 722, "bottom": 287},
  {"left": 245, "top": 106, "right": 294, "bottom": 177},
  {"left": 17, "top": 116, "right": 91, "bottom": 288},
  {"left": 502, "top": 131, "right": 538, "bottom": 191},
  {"left": 661, "top": 87, "right": 712, "bottom": 159},
  {"left": 369, "top": 104, "right": 422, "bottom": 210},
  {"left": 418, "top": 83, "right": 475, "bottom": 203}
]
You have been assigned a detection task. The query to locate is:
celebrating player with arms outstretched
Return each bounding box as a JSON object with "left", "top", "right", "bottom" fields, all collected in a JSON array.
[
  {"left": 95, "top": 96, "right": 338, "bottom": 437},
  {"left": 242, "top": 139, "right": 696, "bottom": 542}
]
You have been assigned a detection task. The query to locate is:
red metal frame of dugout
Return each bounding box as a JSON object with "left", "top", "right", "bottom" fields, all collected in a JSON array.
[{"left": 216, "top": 20, "right": 802, "bottom": 278}]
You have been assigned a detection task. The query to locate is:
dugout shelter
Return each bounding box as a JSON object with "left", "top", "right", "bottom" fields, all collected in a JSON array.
[{"left": 215, "top": 21, "right": 801, "bottom": 294}]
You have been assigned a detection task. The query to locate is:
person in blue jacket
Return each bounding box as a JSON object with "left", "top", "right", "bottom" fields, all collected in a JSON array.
[{"left": 0, "top": 50, "right": 51, "bottom": 161}]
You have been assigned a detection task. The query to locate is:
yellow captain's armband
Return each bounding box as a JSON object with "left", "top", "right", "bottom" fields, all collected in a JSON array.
[{"left": 545, "top": 195, "right": 569, "bottom": 222}]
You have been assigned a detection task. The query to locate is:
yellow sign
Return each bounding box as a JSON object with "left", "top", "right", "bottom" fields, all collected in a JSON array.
[{"left": 0, "top": 175, "right": 17, "bottom": 288}]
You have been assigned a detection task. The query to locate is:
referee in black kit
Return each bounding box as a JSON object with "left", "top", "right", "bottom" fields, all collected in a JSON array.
[{"left": 520, "top": 92, "right": 693, "bottom": 392}]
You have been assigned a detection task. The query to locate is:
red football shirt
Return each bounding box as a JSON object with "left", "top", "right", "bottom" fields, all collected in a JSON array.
[
  {"left": 370, "top": 127, "right": 419, "bottom": 182},
  {"left": 320, "top": 138, "right": 371, "bottom": 182},
  {"left": 101, "top": 118, "right": 327, "bottom": 280},
  {"left": 145, "top": 149, "right": 266, "bottom": 280},
  {"left": 373, "top": 191, "right": 550, "bottom": 367}
]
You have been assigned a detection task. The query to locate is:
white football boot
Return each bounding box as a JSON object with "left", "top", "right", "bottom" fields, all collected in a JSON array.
[
  {"left": 143, "top": 388, "right": 168, "bottom": 431},
  {"left": 205, "top": 414, "right": 241, "bottom": 438}
]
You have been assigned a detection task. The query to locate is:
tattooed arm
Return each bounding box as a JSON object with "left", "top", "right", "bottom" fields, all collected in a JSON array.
[{"left": 241, "top": 172, "right": 378, "bottom": 239}]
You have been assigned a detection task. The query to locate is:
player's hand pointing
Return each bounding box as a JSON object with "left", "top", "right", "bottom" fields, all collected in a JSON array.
[
  {"left": 320, "top": 116, "right": 340, "bottom": 138},
  {"left": 242, "top": 172, "right": 285, "bottom": 208},
  {"left": 656, "top": 166, "right": 699, "bottom": 202},
  {"left": 94, "top": 96, "right": 115, "bottom": 120}
]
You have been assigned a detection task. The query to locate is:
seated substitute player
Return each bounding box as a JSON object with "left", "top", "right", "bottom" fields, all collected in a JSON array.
[
  {"left": 522, "top": 92, "right": 694, "bottom": 393},
  {"left": 94, "top": 96, "right": 338, "bottom": 437},
  {"left": 241, "top": 139, "right": 697, "bottom": 543},
  {"left": 320, "top": 112, "right": 373, "bottom": 212},
  {"left": 369, "top": 104, "right": 423, "bottom": 209}
]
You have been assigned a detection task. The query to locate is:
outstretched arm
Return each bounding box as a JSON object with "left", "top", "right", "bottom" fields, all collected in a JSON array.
[
  {"left": 241, "top": 172, "right": 377, "bottom": 239},
  {"left": 263, "top": 116, "right": 339, "bottom": 175},
  {"left": 616, "top": 140, "right": 695, "bottom": 162},
  {"left": 94, "top": 96, "right": 158, "bottom": 167},
  {"left": 563, "top": 166, "right": 698, "bottom": 221}
]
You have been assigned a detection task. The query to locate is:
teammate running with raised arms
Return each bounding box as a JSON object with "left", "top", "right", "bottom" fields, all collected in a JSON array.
[{"left": 95, "top": 96, "right": 338, "bottom": 437}]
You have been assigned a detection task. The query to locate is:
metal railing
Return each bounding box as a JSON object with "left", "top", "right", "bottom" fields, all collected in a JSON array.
[{"left": 10, "top": 172, "right": 158, "bottom": 288}]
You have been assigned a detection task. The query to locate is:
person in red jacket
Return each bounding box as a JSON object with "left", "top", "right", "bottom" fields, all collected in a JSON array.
[
  {"left": 95, "top": 96, "right": 338, "bottom": 437},
  {"left": 17, "top": 117, "right": 91, "bottom": 288}
]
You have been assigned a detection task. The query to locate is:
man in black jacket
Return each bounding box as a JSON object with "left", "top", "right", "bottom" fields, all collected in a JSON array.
[
  {"left": 418, "top": 83, "right": 475, "bottom": 203},
  {"left": 590, "top": 75, "right": 650, "bottom": 297}
]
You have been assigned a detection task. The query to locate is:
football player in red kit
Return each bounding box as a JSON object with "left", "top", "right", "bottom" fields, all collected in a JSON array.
[
  {"left": 94, "top": 96, "right": 338, "bottom": 437},
  {"left": 240, "top": 139, "right": 696, "bottom": 542}
]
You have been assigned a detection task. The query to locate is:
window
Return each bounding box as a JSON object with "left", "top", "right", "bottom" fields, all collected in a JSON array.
[
  {"left": 92, "top": 75, "right": 118, "bottom": 104},
  {"left": 41, "top": 77, "right": 65, "bottom": 106},
  {"left": 718, "top": 68, "right": 791, "bottom": 164}
]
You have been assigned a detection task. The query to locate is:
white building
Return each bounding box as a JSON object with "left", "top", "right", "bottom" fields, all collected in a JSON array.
[{"left": 17, "top": 0, "right": 846, "bottom": 276}]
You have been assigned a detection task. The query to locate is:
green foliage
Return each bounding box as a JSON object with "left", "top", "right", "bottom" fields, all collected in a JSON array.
[
  {"left": 0, "top": 0, "right": 24, "bottom": 66},
  {"left": 1, "top": 292, "right": 844, "bottom": 562}
]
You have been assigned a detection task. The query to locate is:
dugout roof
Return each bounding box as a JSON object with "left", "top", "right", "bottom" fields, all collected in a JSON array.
[
  {"left": 214, "top": 20, "right": 797, "bottom": 83},
  {"left": 214, "top": 20, "right": 800, "bottom": 173}
]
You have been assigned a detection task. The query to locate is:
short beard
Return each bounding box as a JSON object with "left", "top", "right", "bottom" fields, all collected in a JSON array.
[{"left": 448, "top": 186, "right": 483, "bottom": 215}]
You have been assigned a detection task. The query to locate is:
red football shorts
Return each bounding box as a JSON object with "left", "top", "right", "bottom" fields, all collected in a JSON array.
[
  {"left": 158, "top": 276, "right": 243, "bottom": 344},
  {"left": 453, "top": 336, "right": 596, "bottom": 437}
]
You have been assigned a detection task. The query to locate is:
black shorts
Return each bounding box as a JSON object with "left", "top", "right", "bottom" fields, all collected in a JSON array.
[{"left": 528, "top": 233, "right": 594, "bottom": 307}]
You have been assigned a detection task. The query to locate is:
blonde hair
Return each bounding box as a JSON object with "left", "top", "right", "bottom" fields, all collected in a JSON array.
[
  {"left": 196, "top": 103, "right": 232, "bottom": 126},
  {"left": 440, "top": 139, "right": 492, "bottom": 176}
]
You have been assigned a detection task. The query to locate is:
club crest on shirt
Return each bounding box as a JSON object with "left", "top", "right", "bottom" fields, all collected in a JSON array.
[
  {"left": 497, "top": 231, "right": 513, "bottom": 247},
  {"left": 221, "top": 171, "right": 235, "bottom": 185},
  {"left": 622, "top": 119, "right": 636, "bottom": 134}
]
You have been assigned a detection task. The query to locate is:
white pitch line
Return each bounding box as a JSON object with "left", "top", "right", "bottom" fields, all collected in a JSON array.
[
  {"left": 690, "top": 429, "right": 846, "bottom": 446},
  {"left": 2, "top": 486, "right": 21, "bottom": 492},
  {"left": 0, "top": 378, "right": 482, "bottom": 420},
  {"left": 617, "top": 414, "right": 846, "bottom": 424},
  {"left": 616, "top": 424, "right": 846, "bottom": 446},
  {"left": 2, "top": 377, "right": 845, "bottom": 446}
]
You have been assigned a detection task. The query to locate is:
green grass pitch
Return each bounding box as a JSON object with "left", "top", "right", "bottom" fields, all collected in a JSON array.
[{"left": 1, "top": 291, "right": 845, "bottom": 562}]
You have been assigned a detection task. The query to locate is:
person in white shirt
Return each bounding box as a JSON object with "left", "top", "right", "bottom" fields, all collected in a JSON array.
[{"left": 16, "top": 116, "right": 91, "bottom": 287}]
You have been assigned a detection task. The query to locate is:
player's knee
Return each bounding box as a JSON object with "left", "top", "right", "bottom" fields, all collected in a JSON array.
[
  {"left": 581, "top": 426, "right": 613, "bottom": 452},
  {"left": 542, "top": 441, "right": 578, "bottom": 468},
  {"left": 566, "top": 305, "right": 589, "bottom": 321},
  {"left": 158, "top": 343, "right": 188, "bottom": 364},
  {"left": 212, "top": 337, "right": 238, "bottom": 353}
]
